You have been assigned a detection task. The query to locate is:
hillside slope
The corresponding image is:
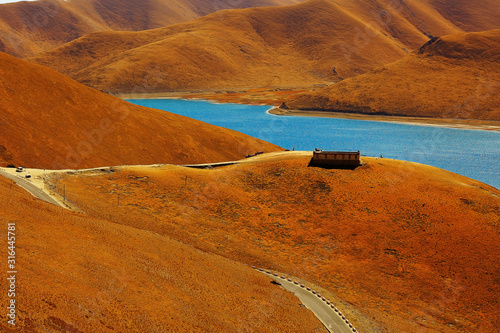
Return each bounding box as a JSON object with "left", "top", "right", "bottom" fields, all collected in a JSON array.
[
  {"left": 285, "top": 30, "right": 500, "bottom": 120},
  {"left": 27, "top": 0, "right": 500, "bottom": 94},
  {"left": 0, "top": 173, "right": 324, "bottom": 332},
  {"left": 0, "top": 0, "right": 304, "bottom": 57},
  {"left": 52, "top": 154, "right": 500, "bottom": 332},
  {"left": 29, "top": 0, "right": 416, "bottom": 93},
  {"left": 0, "top": 52, "right": 280, "bottom": 169}
]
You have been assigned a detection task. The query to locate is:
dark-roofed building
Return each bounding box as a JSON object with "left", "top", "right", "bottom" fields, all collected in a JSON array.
[{"left": 309, "top": 150, "right": 361, "bottom": 169}]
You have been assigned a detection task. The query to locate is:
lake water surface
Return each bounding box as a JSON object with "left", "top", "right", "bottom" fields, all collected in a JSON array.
[{"left": 127, "top": 99, "right": 500, "bottom": 189}]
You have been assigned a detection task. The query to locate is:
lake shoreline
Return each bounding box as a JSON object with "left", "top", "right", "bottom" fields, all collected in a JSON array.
[
  {"left": 269, "top": 108, "right": 500, "bottom": 132},
  {"left": 118, "top": 92, "right": 500, "bottom": 132},
  {"left": 125, "top": 98, "right": 500, "bottom": 188}
]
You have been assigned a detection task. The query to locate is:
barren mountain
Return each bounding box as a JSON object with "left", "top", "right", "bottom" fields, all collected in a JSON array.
[
  {"left": 28, "top": 0, "right": 406, "bottom": 93},
  {"left": 0, "top": 172, "right": 324, "bottom": 333},
  {"left": 28, "top": 0, "right": 500, "bottom": 94},
  {"left": 0, "top": 52, "right": 280, "bottom": 169},
  {"left": 0, "top": 0, "right": 305, "bottom": 57},
  {"left": 51, "top": 153, "right": 500, "bottom": 332},
  {"left": 285, "top": 29, "right": 500, "bottom": 120}
]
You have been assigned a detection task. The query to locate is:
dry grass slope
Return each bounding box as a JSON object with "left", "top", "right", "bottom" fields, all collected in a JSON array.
[
  {"left": 0, "top": 174, "right": 324, "bottom": 332},
  {"left": 28, "top": 0, "right": 408, "bottom": 92},
  {"left": 286, "top": 30, "right": 500, "bottom": 120},
  {"left": 0, "top": 0, "right": 305, "bottom": 57},
  {"left": 0, "top": 51, "right": 281, "bottom": 169},
  {"left": 52, "top": 155, "right": 500, "bottom": 332},
  {"left": 28, "top": 0, "right": 500, "bottom": 94}
]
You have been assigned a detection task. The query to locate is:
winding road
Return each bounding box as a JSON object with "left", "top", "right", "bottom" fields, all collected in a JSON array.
[
  {"left": 255, "top": 268, "right": 358, "bottom": 333},
  {"left": 1, "top": 153, "right": 361, "bottom": 332},
  {"left": 0, "top": 169, "right": 64, "bottom": 208}
]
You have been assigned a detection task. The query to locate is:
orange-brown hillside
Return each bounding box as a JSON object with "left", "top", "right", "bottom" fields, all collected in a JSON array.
[
  {"left": 286, "top": 30, "right": 500, "bottom": 120},
  {"left": 52, "top": 153, "right": 500, "bottom": 332},
  {"left": 0, "top": 0, "right": 305, "bottom": 57},
  {"left": 0, "top": 172, "right": 325, "bottom": 332},
  {"left": 27, "top": 0, "right": 500, "bottom": 94},
  {"left": 0, "top": 51, "right": 281, "bottom": 169},
  {"left": 29, "top": 0, "right": 416, "bottom": 93}
]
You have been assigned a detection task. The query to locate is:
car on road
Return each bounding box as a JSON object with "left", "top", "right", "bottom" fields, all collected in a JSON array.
[{"left": 16, "top": 167, "right": 23, "bottom": 172}]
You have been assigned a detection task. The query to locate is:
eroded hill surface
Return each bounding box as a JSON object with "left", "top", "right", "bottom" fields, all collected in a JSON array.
[
  {"left": 285, "top": 30, "right": 500, "bottom": 120},
  {"left": 51, "top": 153, "right": 500, "bottom": 332},
  {"left": 0, "top": 0, "right": 305, "bottom": 57},
  {"left": 0, "top": 173, "right": 324, "bottom": 332},
  {"left": 0, "top": 52, "right": 281, "bottom": 169}
]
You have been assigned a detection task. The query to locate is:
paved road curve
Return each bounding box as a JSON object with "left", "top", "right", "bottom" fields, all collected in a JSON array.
[
  {"left": 255, "top": 268, "right": 357, "bottom": 333},
  {"left": 0, "top": 170, "right": 64, "bottom": 208}
]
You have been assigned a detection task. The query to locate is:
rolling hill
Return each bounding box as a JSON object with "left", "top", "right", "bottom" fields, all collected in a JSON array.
[
  {"left": 50, "top": 153, "right": 500, "bottom": 332},
  {"left": 285, "top": 29, "right": 500, "bottom": 120},
  {"left": 0, "top": 51, "right": 281, "bottom": 169},
  {"left": 28, "top": 0, "right": 500, "bottom": 94},
  {"left": 28, "top": 0, "right": 408, "bottom": 93},
  {"left": 0, "top": 0, "right": 305, "bottom": 57},
  {"left": 0, "top": 170, "right": 324, "bottom": 332}
]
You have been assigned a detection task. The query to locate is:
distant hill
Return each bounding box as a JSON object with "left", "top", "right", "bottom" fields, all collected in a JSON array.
[
  {"left": 0, "top": 52, "right": 280, "bottom": 169},
  {"left": 27, "top": 0, "right": 500, "bottom": 94},
  {"left": 0, "top": 0, "right": 305, "bottom": 57},
  {"left": 285, "top": 29, "right": 500, "bottom": 120}
]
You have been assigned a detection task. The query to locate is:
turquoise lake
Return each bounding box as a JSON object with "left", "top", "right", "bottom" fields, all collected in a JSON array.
[{"left": 127, "top": 99, "right": 500, "bottom": 189}]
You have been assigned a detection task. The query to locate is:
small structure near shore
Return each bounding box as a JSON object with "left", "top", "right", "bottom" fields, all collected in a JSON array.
[{"left": 309, "top": 149, "right": 361, "bottom": 169}]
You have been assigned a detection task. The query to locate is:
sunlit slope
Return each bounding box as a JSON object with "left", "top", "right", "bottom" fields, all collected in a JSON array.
[
  {"left": 28, "top": 0, "right": 408, "bottom": 92},
  {"left": 0, "top": 52, "right": 281, "bottom": 169},
  {"left": 0, "top": 0, "right": 305, "bottom": 57},
  {"left": 286, "top": 30, "right": 500, "bottom": 120},
  {"left": 0, "top": 174, "right": 324, "bottom": 332},
  {"left": 55, "top": 155, "right": 500, "bottom": 332},
  {"left": 27, "top": 0, "right": 500, "bottom": 93}
]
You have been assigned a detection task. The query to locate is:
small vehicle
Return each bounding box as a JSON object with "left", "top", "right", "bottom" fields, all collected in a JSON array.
[
  {"left": 16, "top": 167, "right": 23, "bottom": 172},
  {"left": 25, "top": 173, "right": 31, "bottom": 179}
]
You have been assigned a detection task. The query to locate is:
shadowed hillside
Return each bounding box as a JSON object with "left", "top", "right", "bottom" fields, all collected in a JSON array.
[
  {"left": 0, "top": 0, "right": 305, "bottom": 57},
  {"left": 51, "top": 153, "right": 500, "bottom": 332},
  {"left": 0, "top": 173, "right": 325, "bottom": 332},
  {"left": 285, "top": 30, "right": 500, "bottom": 120},
  {"left": 0, "top": 52, "right": 281, "bottom": 169}
]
